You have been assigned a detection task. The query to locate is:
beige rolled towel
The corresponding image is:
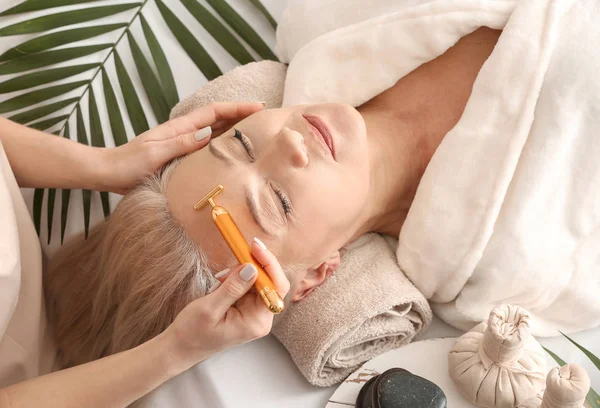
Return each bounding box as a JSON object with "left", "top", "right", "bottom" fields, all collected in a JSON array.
[
  {"left": 517, "top": 364, "right": 591, "bottom": 408},
  {"left": 271, "top": 234, "right": 432, "bottom": 386},
  {"left": 170, "top": 63, "right": 432, "bottom": 387},
  {"left": 448, "top": 304, "right": 548, "bottom": 408},
  {"left": 169, "top": 60, "right": 287, "bottom": 119}
]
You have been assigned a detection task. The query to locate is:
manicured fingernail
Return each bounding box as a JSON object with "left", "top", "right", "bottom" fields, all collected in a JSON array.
[
  {"left": 214, "top": 268, "right": 230, "bottom": 279},
  {"left": 257, "top": 101, "right": 267, "bottom": 107},
  {"left": 239, "top": 264, "right": 257, "bottom": 281},
  {"left": 195, "top": 126, "right": 212, "bottom": 141},
  {"left": 208, "top": 281, "right": 221, "bottom": 294},
  {"left": 253, "top": 237, "right": 267, "bottom": 251}
]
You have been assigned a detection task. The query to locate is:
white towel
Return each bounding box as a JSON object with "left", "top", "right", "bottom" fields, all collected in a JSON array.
[{"left": 277, "top": 0, "right": 600, "bottom": 336}]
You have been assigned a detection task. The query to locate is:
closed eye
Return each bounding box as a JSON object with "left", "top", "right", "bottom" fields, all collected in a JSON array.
[
  {"left": 273, "top": 186, "right": 292, "bottom": 215},
  {"left": 232, "top": 129, "right": 292, "bottom": 219},
  {"left": 234, "top": 128, "right": 254, "bottom": 160}
]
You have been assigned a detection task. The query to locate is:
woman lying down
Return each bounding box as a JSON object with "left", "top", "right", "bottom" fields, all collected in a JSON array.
[{"left": 46, "top": 0, "right": 600, "bottom": 368}]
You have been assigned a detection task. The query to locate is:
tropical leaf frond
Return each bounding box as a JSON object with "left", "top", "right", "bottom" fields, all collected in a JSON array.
[
  {"left": 0, "top": 3, "right": 141, "bottom": 36},
  {"left": 155, "top": 0, "right": 222, "bottom": 80},
  {"left": 0, "top": 63, "right": 100, "bottom": 94},
  {"left": 0, "top": 24, "right": 127, "bottom": 63},
  {"left": 206, "top": 0, "right": 276, "bottom": 60},
  {"left": 100, "top": 68, "right": 127, "bottom": 146},
  {"left": 0, "top": 44, "right": 112, "bottom": 75},
  {"left": 0, "top": 0, "right": 104, "bottom": 17},
  {"left": 33, "top": 187, "right": 44, "bottom": 236},
  {"left": 139, "top": 14, "right": 178, "bottom": 109},
  {"left": 180, "top": 0, "right": 254, "bottom": 65},
  {"left": 8, "top": 98, "right": 78, "bottom": 124},
  {"left": 0, "top": 80, "right": 89, "bottom": 113},
  {"left": 87, "top": 87, "right": 110, "bottom": 218},
  {"left": 0, "top": 0, "right": 277, "bottom": 244},
  {"left": 247, "top": 0, "right": 277, "bottom": 29},
  {"left": 28, "top": 114, "right": 69, "bottom": 130},
  {"left": 113, "top": 51, "right": 149, "bottom": 135},
  {"left": 126, "top": 30, "right": 170, "bottom": 123}
]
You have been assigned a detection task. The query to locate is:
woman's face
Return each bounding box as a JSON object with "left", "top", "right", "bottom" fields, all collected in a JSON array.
[{"left": 167, "top": 103, "right": 370, "bottom": 289}]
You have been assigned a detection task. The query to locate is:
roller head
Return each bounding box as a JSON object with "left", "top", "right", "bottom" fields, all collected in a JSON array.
[{"left": 194, "top": 185, "right": 224, "bottom": 210}]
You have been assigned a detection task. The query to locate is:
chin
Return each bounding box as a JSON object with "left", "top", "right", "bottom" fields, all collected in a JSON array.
[{"left": 324, "top": 103, "right": 367, "bottom": 145}]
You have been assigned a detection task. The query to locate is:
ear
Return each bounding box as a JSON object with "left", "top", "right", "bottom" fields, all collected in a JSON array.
[{"left": 291, "top": 251, "right": 341, "bottom": 302}]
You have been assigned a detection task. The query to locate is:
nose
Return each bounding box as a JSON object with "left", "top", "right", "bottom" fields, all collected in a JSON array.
[{"left": 273, "top": 127, "right": 309, "bottom": 168}]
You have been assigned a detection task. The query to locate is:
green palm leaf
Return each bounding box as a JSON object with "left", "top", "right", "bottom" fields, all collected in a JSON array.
[
  {"left": 126, "top": 30, "right": 170, "bottom": 123},
  {"left": 47, "top": 188, "right": 56, "bottom": 244},
  {"left": 60, "top": 123, "right": 71, "bottom": 245},
  {"left": 561, "top": 332, "right": 600, "bottom": 371},
  {"left": 543, "top": 346, "right": 567, "bottom": 366},
  {"left": 0, "top": 44, "right": 112, "bottom": 75},
  {"left": 113, "top": 51, "right": 149, "bottom": 135},
  {"left": 33, "top": 188, "right": 44, "bottom": 236},
  {"left": 60, "top": 188, "right": 70, "bottom": 244},
  {"left": 179, "top": 0, "right": 254, "bottom": 65},
  {"left": 155, "top": 0, "right": 222, "bottom": 80},
  {"left": 88, "top": 87, "right": 110, "bottom": 218},
  {"left": 46, "top": 129, "right": 59, "bottom": 243},
  {"left": 75, "top": 105, "right": 92, "bottom": 238},
  {"left": 0, "top": 24, "right": 127, "bottom": 63},
  {"left": 0, "top": 80, "right": 88, "bottom": 114},
  {"left": 590, "top": 389, "right": 600, "bottom": 408},
  {"left": 29, "top": 114, "right": 69, "bottom": 130},
  {"left": 0, "top": 64, "right": 99, "bottom": 94},
  {"left": 0, "top": 0, "right": 103, "bottom": 17},
  {"left": 139, "top": 14, "right": 178, "bottom": 109},
  {"left": 248, "top": 0, "right": 277, "bottom": 29},
  {"left": 0, "top": 3, "right": 141, "bottom": 36},
  {"left": 8, "top": 98, "right": 78, "bottom": 124},
  {"left": 101, "top": 68, "right": 127, "bottom": 146},
  {"left": 206, "top": 0, "right": 276, "bottom": 60},
  {"left": 0, "top": 0, "right": 277, "bottom": 244}
]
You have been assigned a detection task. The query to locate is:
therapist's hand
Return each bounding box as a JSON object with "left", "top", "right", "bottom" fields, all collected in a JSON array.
[
  {"left": 166, "top": 240, "right": 290, "bottom": 369},
  {"left": 102, "top": 101, "right": 264, "bottom": 194}
]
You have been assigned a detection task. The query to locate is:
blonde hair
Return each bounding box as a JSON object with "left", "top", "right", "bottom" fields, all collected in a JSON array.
[{"left": 44, "top": 158, "right": 216, "bottom": 367}]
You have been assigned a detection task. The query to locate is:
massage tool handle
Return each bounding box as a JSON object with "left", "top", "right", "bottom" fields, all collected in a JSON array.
[{"left": 212, "top": 206, "right": 285, "bottom": 314}]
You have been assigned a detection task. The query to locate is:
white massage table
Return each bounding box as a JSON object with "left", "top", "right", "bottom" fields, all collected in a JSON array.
[
  {"left": 139, "top": 318, "right": 600, "bottom": 408},
  {"left": 0, "top": 0, "right": 598, "bottom": 406}
]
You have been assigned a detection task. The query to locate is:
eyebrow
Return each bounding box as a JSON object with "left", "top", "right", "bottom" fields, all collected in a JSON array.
[
  {"left": 209, "top": 142, "right": 276, "bottom": 237},
  {"left": 208, "top": 142, "right": 233, "bottom": 166},
  {"left": 245, "top": 187, "right": 278, "bottom": 237}
]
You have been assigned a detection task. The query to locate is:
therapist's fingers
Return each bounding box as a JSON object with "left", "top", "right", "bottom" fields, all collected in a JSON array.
[
  {"left": 152, "top": 102, "right": 264, "bottom": 140},
  {"left": 251, "top": 238, "right": 291, "bottom": 297},
  {"left": 208, "top": 263, "right": 258, "bottom": 318},
  {"left": 186, "top": 101, "right": 264, "bottom": 129},
  {"left": 155, "top": 102, "right": 263, "bottom": 159},
  {"left": 156, "top": 102, "right": 263, "bottom": 140}
]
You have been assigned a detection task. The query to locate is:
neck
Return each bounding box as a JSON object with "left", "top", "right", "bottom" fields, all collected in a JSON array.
[
  {"left": 347, "top": 27, "right": 502, "bottom": 240},
  {"left": 352, "top": 93, "right": 447, "bottom": 240},
  {"left": 352, "top": 105, "right": 418, "bottom": 239}
]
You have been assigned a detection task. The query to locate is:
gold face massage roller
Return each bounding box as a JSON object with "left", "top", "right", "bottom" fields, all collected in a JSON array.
[{"left": 194, "top": 185, "right": 285, "bottom": 314}]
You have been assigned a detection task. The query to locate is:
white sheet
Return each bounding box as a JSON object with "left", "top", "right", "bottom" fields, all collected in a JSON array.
[{"left": 138, "top": 322, "right": 600, "bottom": 408}]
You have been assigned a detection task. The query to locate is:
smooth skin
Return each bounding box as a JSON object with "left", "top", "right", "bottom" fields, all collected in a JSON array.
[{"left": 0, "top": 102, "right": 290, "bottom": 408}]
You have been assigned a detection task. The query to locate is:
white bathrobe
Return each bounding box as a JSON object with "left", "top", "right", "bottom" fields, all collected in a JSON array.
[{"left": 277, "top": 0, "right": 600, "bottom": 336}]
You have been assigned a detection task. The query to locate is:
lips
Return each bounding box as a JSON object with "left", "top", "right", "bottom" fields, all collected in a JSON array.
[{"left": 303, "top": 115, "right": 336, "bottom": 160}]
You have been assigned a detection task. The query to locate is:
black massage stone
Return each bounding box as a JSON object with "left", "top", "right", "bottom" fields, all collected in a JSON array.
[{"left": 355, "top": 368, "right": 447, "bottom": 408}]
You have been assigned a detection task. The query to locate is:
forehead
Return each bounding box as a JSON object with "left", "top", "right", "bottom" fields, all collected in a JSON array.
[{"left": 165, "top": 149, "right": 263, "bottom": 269}]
